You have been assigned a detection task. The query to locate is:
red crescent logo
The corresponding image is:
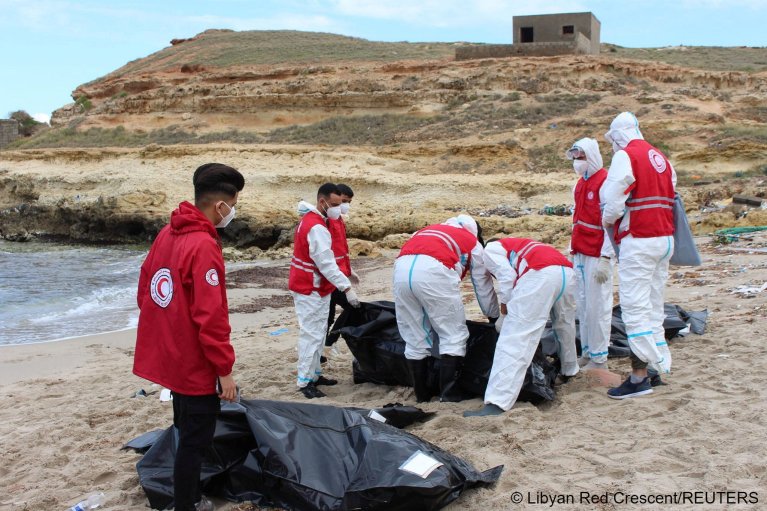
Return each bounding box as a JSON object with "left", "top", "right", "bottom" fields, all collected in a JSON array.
[
  {"left": 648, "top": 149, "right": 667, "bottom": 173},
  {"left": 205, "top": 268, "right": 220, "bottom": 286},
  {"left": 150, "top": 269, "right": 173, "bottom": 308}
]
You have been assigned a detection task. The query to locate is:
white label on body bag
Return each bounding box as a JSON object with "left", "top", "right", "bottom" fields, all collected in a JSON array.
[
  {"left": 399, "top": 450, "right": 443, "bottom": 478},
  {"left": 367, "top": 410, "right": 387, "bottom": 423}
]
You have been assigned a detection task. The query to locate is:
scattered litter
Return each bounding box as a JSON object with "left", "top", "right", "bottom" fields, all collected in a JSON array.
[
  {"left": 269, "top": 327, "right": 289, "bottom": 336},
  {"left": 539, "top": 204, "right": 572, "bottom": 216},
  {"left": 700, "top": 201, "right": 725, "bottom": 213},
  {"left": 159, "top": 388, "right": 172, "bottom": 401},
  {"left": 713, "top": 226, "right": 767, "bottom": 244},
  {"left": 718, "top": 247, "right": 767, "bottom": 254},
  {"left": 446, "top": 204, "right": 532, "bottom": 218},
  {"left": 731, "top": 282, "right": 767, "bottom": 297},
  {"left": 131, "top": 389, "right": 158, "bottom": 398}
]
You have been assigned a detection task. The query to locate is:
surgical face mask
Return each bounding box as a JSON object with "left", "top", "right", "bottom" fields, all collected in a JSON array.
[
  {"left": 339, "top": 203, "right": 350, "bottom": 215},
  {"left": 215, "top": 201, "right": 236, "bottom": 228},
  {"left": 321, "top": 200, "right": 342, "bottom": 220},
  {"left": 573, "top": 159, "right": 590, "bottom": 177},
  {"left": 326, "top": 206, "right": 342, "bottom": 220}
]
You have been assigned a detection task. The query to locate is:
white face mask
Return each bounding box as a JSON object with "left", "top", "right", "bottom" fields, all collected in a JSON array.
[
  {"left": 326, "top": 206, "right": 342, "bottom": 220},
  {"left": 215, "top": 202, "right": 236, "bottom": 228},
  {"left": 339, "top": 203, "right": 350, "bottom": 215},
  {"left": 573, "top": 160, "right": 590, "bottom": 177}
]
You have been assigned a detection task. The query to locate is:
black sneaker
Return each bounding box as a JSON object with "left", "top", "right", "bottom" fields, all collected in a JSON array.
[
  {"left": 647, "top": 368, "right": 666, "bottom": 387},
  {"left": 315, "top": 375, "right": 338, "bottom": 386},
  {"left": 607, "top": 377, "right": 653, "bottom": 400},
  {"left": 299, "top": 383, "right": 326, "bottom": 399}
]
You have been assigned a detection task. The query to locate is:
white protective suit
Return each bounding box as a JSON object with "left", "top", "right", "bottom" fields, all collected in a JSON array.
[
  {"left": 293, "top": 201, "right": 352, "bottom": 387},
  {"left": 601, "top": 112, "right": 676, "bottom": 373},
  {"left": 568, "top": 137, "right": 614, "bottom": 365},
  {"left": 482, "top": 241, "right": 579, "bottom": 411},
  {"left": 392, "top": 215, "right": 499, "bottom": 361}
]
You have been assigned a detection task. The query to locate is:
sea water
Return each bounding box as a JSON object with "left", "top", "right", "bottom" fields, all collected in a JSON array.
[{"left": 0, "top": 240, "right": 147, "bottom": 345}]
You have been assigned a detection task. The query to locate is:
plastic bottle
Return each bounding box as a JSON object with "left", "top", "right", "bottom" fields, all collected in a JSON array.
[{"left": 69, "top": 492, "right": 106, "bottom": 511}]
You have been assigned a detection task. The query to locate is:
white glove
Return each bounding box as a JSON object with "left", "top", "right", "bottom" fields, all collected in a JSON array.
[
  {"left": 594, "top": 257, "right": 611, "bottom": 284},
  {"left": 494, "top": 314, "right": 505, "bottom": 334},
  {"left": 345, "top": 288, "right": 361, "bottom": 308},
  {"left": 349, "top": 270, "right": 360, "bottom": 286}
]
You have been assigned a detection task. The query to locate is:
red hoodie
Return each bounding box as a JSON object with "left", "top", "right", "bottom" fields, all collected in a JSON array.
[{"left": 133, "top": 201, "right": 235, "bottom": 395}]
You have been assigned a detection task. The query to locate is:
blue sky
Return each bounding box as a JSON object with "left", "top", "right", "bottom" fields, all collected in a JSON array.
[{"left": 1, "top": 0, "right": 766, "bottom": 123}]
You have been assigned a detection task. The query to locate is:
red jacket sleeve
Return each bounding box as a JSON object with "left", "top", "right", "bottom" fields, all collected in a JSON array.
[
  {"left": 137, "top": 262, "right": 149, "bottom": 310},
  {"left": 189, "top": 238, "right": 235, "bottom": 376}
]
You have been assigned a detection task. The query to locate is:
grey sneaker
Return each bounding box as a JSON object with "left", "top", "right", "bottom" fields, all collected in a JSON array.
[{"left": 195, "top": 497, "right": 215, "bottom": 511}]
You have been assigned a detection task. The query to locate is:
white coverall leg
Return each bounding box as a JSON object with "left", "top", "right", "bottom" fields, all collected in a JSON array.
[
  {"left": 484, "top": 265, "right": 579, "bottom": 411},
  {"left": 292, "top": 291, "right": 331, "bottom": 387},
  {"left": 618, "top": 235, "right": 674, "bottom": 373},
  {"left": 393, "top": 254, "right": 468, "bottom": 360},
  {"left": 573, "top": 253, "right": 613, "bottom": 364},
  {"left": 551, "top": 267, "right": 580, "bottom": 376}
]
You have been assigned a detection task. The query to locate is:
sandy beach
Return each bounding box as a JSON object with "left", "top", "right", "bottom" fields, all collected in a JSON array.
[{"left": 1, "top": 234, "right": 766, "bottom": 511}]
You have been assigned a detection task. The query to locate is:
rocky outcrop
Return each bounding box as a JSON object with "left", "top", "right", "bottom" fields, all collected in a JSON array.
[{"left": 51, "top": 53, "right": 767, "bottom": 129}]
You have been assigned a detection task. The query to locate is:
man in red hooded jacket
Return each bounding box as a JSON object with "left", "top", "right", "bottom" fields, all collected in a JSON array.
[{"left": 133, "top": 163, "right": 244, "bottom": 511}]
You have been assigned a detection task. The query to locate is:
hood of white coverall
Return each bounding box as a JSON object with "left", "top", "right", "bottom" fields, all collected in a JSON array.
[
  {"left": 605, "top": 112, "right": 644, "bottom": 151},
  {"left": 444, "top": 214, "right": 478, "bottom": 237},
  {"left": 297, "top": 200, "right": 322, "bottom": 217},
  {"left": 568, "top": 137, "right": 603, "bottom": 178}
]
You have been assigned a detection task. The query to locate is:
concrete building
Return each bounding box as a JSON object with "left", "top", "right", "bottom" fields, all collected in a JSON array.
[
  {"left": 513, "top": 12, "right": 600, "bottom": 55},
  {"left": 455, "top": 11, "right": 600, "bottom": 60},
  {"left": 0, "top": 119, "right": 20, "bottom": 149}
]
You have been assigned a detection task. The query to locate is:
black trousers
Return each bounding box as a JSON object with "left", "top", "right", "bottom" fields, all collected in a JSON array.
[
  {"left": 325, "top": 289, "right": 352, "bottom": 346},
  {"left": 171, "top": 392, "right": 220, "bottom": 511}
]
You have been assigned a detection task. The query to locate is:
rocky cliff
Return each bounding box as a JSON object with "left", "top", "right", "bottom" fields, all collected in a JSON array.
[{"left": 2, "top": 31, "right": 766, "bottom": 249}]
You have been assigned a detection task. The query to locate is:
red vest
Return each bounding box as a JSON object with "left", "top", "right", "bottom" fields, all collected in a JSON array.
[
  {"left": 572, "top": 168, "right": 607, "bottom": 258},
  {"left": 328, "top": 217, "right": 351, "bottom": 276},
  {"left": 289, "top": 211, "right": 335, "bottom": 296},
  {"left": 499, "top": 238, "right": 573, "bottom": 283},
  {"left": 618, "top": 139, "right": 675, "bottom": 241},
  {"left": 398, "top": 224, "right": 477, "bottom": 278}
]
